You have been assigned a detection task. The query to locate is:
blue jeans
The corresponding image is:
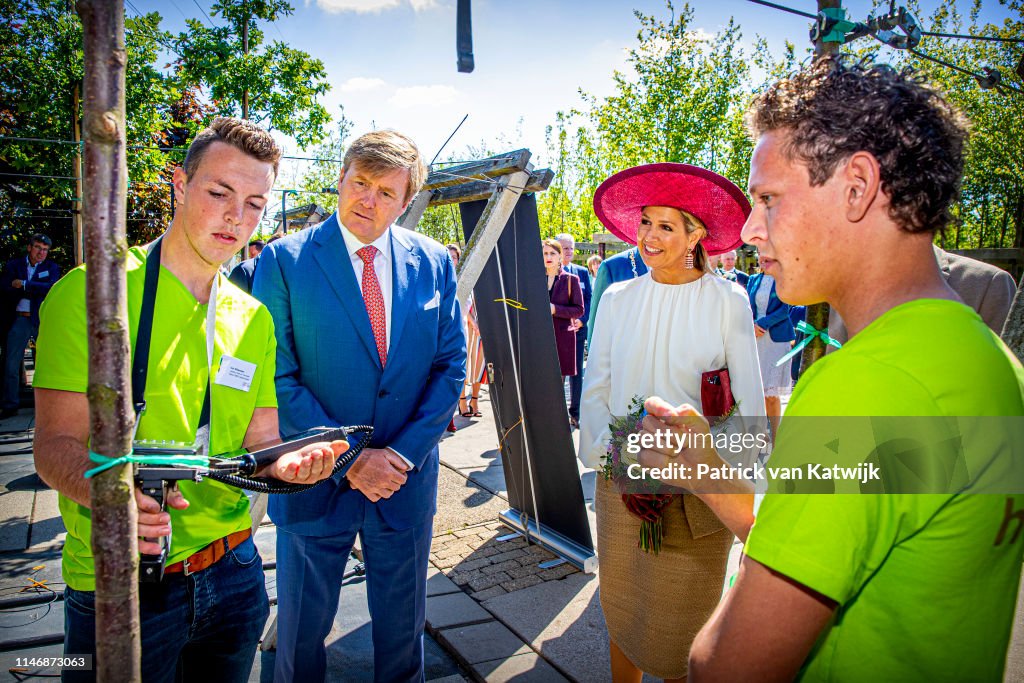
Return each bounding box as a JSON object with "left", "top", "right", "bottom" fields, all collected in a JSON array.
[
  {"left": 62, "top": 536, "right": 269, "bottom": 683},
  {"left": 3, "top": 316, "right": 35, "bottom": 409}
]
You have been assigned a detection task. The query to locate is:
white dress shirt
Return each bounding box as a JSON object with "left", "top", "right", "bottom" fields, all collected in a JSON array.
[
  {"left": 338, "top": 221, "right": 414, "bottom": 470},
  {"left": 16, "top": 258, "right": 37, "bottom": 313}
]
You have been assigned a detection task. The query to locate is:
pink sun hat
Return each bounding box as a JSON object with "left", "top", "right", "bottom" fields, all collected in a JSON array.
[{"left": 593, "top": 163, "right": 750, "bottom": 256}]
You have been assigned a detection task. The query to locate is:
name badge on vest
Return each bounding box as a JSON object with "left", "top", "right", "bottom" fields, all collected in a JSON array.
[
  {"left": 37, "top": 270, "right": 49, "bottom": 279},
  {"left": 214, "top": 354, "right": 256, "bottom": 392}
]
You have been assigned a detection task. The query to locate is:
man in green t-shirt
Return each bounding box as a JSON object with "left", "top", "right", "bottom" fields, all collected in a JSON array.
[
  {"left": 635, "top": 58, "right": 1024, "bottom": 680},
  {"left": 33, "top": 117, "right": 346, "bottom": 682}
]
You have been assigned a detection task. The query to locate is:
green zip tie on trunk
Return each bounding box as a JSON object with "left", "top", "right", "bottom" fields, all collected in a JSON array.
[{"left": 84, "top": 450, "right": 211, "bottom": 479}]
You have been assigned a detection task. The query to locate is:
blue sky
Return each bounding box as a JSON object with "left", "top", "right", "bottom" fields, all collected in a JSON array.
[{"left": 131, "top": 0, "right": 1018, "bottom": 189}]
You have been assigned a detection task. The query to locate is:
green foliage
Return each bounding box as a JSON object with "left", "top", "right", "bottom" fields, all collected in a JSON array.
[
  {"left": 1, "top": 0, "right": 333, "bottom": 265},
  {"left": 911, "top": 0, "right": 1024, "bottom": 251},
  {"left": 541, "top": 0, "right": 1023, "bottom": 254},
  {"left": 538, "top": 2, "right": 766, "bottom": 244},
  {"left": 174, "top": 0, "right": 332, "bottom": 148},
  {"left": 418, "top": 203, "right": 465, "bottom": 246},
  {"left": 294, "top": 106, "right": 354, "bottom": 216},
  {"left": 0, "top": 0, "right": 178, "bottom": 265}
]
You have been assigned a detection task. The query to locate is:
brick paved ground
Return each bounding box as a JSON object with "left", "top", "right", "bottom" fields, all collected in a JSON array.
[{"left": 430, "top": 522, "right": 580, "bottom": 602}]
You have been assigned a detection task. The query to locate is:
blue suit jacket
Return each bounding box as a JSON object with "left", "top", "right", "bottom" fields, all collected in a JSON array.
[
  {"left": 563, "top": 262, "right": 592, "bottom": 331},
  {"left": 746, "top": 272, "right": 796, "bottom": 343},
  {"left": 252, "top": 215, "right": 466, "bottom": 533},
  {"left": 227, "top": 256, "right": 258, "bottom": 294},
  {"left": 587, "top": 247, "right": 648, "bottom": 345},
  {"left": 734, "top": 270, "right": 749, "bottom": 288},
  {"left": 2, "top": 257, "right": 61, "bottom": 328}
]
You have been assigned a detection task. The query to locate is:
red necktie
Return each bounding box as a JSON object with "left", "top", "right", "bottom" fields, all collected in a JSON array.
[{"left": 356, "top": 245, "right": 387, "bottom": 367}]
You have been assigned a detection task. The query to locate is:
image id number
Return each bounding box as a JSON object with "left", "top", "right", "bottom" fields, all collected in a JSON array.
[{"left": 14, "top": 655, "right": 92, "bottom": 670}]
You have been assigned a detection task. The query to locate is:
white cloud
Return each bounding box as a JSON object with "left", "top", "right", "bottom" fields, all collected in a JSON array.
[
  {"left": 387, "top": 85, "right": 460, "bottom": 110},
  {"left": 312, "top": 0, "right": 436, "bottom": 13},
  {"left": 686, "top": 28, "right": 713, "bottom": 43},
  {"left": 340, "top": 77, "right": 387, "bottom": 93}
]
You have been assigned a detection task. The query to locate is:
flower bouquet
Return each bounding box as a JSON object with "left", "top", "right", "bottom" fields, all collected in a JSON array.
[{"left": 600, "top": 395, "right": 674, "bottom": 554}]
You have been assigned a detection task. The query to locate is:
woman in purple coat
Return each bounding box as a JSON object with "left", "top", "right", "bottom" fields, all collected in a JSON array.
[{"left": 543, "top": 238, "right": 585, "bottom": 377}]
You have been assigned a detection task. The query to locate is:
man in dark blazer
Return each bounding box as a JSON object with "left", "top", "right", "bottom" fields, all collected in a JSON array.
[
  {"left": 718, "top": 249, "right": 749, "bottom": 287},
  {"left": 587, "top": 245, "right": 648, "bottom": 346},
  {"left": 1, "top": 234, "right": 60, "bottom": 417},
  {"left": 556, "top": 233, "right": 591, "bottom": 428},
  {"left": 227, "top": 238, "right": 265, "bottom": 293},
  {"left": 253, "top": 130, "right": 465, "bottom": 683}
]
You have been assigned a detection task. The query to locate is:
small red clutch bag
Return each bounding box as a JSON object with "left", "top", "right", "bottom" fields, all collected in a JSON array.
[{"left": 701, "top": 368, "right": 736, "bottom": 422}]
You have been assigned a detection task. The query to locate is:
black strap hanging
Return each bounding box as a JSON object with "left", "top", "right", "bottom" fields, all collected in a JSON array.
[{"left": 130, "top": 239, "right": 210, "bottom": 435}]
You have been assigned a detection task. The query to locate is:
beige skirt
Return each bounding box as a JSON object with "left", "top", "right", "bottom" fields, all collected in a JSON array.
[{"left": 596, "top": 478, "right": 734, "bottom": 679}]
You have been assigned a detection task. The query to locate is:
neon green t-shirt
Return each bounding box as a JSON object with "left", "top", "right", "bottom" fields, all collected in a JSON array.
[
  {"left": 34, "top": 246, "right": 278, "bottom": 591},
  {"left": 745, "top": 299, "right": 1024, "bottom": 681}
]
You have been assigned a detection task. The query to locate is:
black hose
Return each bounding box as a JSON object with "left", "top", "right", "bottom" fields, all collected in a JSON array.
[{"left": 207, "top": 425, "right": 373, "bottom": 494}]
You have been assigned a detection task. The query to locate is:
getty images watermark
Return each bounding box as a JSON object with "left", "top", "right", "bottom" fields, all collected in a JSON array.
[{"left": 624, "top": 429, "right": 881, "bottom": 484}]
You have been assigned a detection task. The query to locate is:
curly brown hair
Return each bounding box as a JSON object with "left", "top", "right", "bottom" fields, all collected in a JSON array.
[
  {"left": 183, "top": 116, "right": 283, "bottom": 179},
  {"left": 746, "top": 56, "right": 969, "bottom": 234}
]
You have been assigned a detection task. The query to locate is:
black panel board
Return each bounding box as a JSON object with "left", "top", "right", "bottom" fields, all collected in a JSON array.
[{"left": 460, "top": 195, "right": 593, "bottom": 551}]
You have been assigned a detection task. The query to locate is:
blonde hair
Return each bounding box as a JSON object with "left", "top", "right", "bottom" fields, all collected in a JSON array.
[
  {"left": 677, "top": 208, "right": 709, "bottom": 271},
  {"left": 343, "top": 130, "right": 428, "bottom": 203}
]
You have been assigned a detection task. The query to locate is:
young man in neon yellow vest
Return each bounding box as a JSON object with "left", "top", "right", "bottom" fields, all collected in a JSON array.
[
  {"left": 636, "top": 57, "right": 1024, "bottom": 680},
  {"left": 33, "top": 117, "right": 346, "bottom": 682}
]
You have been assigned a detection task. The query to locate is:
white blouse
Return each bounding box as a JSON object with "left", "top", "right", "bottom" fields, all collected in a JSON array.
[{"left": 579, "top": 273, "right": 767, "bottom": 470}]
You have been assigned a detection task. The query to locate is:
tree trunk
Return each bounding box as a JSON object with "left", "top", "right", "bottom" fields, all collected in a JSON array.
[
  {"left": 73, "top": 84, "right": 85, "bottom": 266},
  {"left": 78, "top": 0, "right": 140, "bottom": 680},
  {"left": 798, "top": 0, "right": 841, "bottom": 377},
  {"left": 241, "top": 11, "right": 249, "bottom": 119},
  {"left": 999, "top": 193, "right": 1010, "bottom": 249},
  {"left": 1013, "top": 190, "right": 1023, "bottom": 249},
  {"left": 814, "top": 0, "right": 842, "bottom": 57}
]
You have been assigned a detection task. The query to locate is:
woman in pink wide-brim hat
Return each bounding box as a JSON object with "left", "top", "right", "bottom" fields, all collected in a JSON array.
[{"left": 580, "top": 163, "right": 768, "bottom": 682}]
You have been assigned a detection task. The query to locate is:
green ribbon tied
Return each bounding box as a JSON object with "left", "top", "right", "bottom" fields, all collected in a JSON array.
[
  {"left": 775, "top": 320, "right": 842, "bottom": 367},
  {"left": 84, "top": 450, "right": 211, "bottom": 479}
]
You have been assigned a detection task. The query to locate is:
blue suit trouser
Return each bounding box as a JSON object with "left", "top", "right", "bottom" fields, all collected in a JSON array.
[
  {"left": 273, "top": 500, "right": 433, "bottom": 683},
  {"left": 3, "top": 316, "right": 35, "bottom": 409},
  {"left": 568, "top": 330, "right": 586, "bottom": 419}
]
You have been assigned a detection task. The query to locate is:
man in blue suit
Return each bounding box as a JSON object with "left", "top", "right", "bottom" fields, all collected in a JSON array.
[
  {"left": 555, "top": 233, "right": 591, "bottom": 428},
  {"left": 253, "top": 130, "right": 465, "bottom": 683},
  {"left": 587, "top": 245, "right": 648, "bottom": 347},
  {"left": 1, "top": 233, "right": 60, "bottom": 417}
]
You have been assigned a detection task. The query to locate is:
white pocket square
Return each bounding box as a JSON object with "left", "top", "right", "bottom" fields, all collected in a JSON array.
[{"left": 422, "top": 290, "right": 441, "bottom": 310}]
